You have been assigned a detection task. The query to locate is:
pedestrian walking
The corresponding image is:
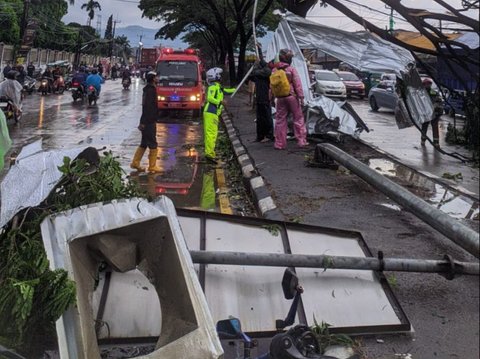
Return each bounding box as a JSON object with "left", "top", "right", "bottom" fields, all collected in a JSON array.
[
  {"left": 421, "top": 78, "right": 443, "bottom": 148},
  {"left": 203, "top": 67, "right": 235, "bottom": 163},
  {"left": 249, "top": 44, "right": 274, "bottom": 142},
  {"left": 270, "top": 49, "right": 308, "bottom": 150},
  {"left": 130, "top": 71, "right": 161, "bottom": 173}
]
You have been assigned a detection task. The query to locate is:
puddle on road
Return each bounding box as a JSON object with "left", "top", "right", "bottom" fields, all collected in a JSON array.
[
  {"left": 126, "top": 117, "right": 230, "bottom": 213},
  {"left": 368, "top": 158, "right": 479, "bottom": 220}
]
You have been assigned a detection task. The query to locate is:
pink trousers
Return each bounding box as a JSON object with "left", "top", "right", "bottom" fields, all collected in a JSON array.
[{"left": 274, "top": 95, "right": 307, "bottom": 149}]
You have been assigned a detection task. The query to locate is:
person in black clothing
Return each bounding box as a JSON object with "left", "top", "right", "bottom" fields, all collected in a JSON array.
[
  {"left": 27, "top": 62, "right": 35, "bottom": 77},
  {"left": 249, "top": 46, "right": 274, "bottom": 142},
  {"left": 2, "top": 62, "right": 12, "bottom": 78},
  {"left": 130, "top": 71, "right": 161, "bottom": 173}
]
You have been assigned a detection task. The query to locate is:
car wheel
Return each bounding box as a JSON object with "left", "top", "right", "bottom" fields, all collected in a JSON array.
[{"left": 369, "top": 96, "right": 379, "bottom": 111}]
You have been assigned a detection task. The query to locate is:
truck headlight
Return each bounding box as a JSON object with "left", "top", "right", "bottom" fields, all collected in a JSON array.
[
  {"left": 190, "top": 95, "right": 197, "bottom": 101},
  {"left": 158, "top": 96, "right": 166, "bottom": 101}
]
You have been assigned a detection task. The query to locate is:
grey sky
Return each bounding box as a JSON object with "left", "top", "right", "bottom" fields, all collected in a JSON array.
[{"left": 62, "top": 0, "right": 477, "bottom": 31}]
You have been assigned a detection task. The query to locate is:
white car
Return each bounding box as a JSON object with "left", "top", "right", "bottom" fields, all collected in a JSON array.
[{"left": 313, "top": 70, "right": 347, "bottom": 99}]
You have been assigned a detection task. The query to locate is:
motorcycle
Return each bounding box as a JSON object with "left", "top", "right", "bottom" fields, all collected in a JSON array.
[
  {"left": 87, "top": 85, "right": 98, "bottom": 106},
  {"left": 38, "top": 77, "right": 51, "bottom": 95},
  {"left": 122, "top": 77, "right": 131, "bottom": 90},
  {"left": 0, "top": 96, "right": 21, "bottom": 124},
  {"left": 64, "top": 74, "right": 73, "bottom": 91},
  {"left": 216, "top": 268, "right": 346, "bottom": 359},
  {"left": 71, "top": 80, "right": 85, "bottom": 102},
  {"left": 22, "top": 76, "right": 36, "bottom": 94},
  {"left": 52, "top": 76, "right": 65, "bottom": 94}
]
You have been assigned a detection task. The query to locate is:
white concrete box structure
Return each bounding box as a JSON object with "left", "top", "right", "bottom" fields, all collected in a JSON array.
[{"left": 40, "top": 196, "right": 223, "bottom": 359}]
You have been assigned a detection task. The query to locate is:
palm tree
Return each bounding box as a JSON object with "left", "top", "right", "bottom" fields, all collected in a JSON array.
[{"left": 81, "top": 0, "right": 102, "bottom": 27}]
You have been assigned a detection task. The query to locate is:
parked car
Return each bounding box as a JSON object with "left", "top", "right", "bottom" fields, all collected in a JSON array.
[
  {"left": 313, "top": 70, "right": 346, "bottom": 99},
  {"left": 335, "top": 71, "right": 365, "bottom": 99},
  {"left": 368, "top": 81, "right": 397, "bottom": 111}
]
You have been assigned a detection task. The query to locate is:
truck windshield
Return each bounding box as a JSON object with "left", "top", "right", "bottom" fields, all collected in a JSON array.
[{"left": 156, "top": 61, "right": 198, "bottom": 82}]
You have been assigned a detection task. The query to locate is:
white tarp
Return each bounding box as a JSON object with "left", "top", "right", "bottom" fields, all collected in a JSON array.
[{"left": 0, "top": 140, "right": 85, "bottom": 228}]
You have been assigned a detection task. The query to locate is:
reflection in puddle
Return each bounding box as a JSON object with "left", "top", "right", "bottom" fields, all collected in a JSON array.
[{"left": 368, "top": 158, "right": 479, "bottom": 220}]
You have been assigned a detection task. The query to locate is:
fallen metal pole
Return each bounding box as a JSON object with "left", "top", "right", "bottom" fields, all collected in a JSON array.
[
  {"left": 317, "top": 143, "right": 480, "bottom": 258},
  {"left": 190, "top": 250, "right": 479, "bottom": 278},
  {"left": 231, "top": 66, "right": 254, "bottom": 98}
]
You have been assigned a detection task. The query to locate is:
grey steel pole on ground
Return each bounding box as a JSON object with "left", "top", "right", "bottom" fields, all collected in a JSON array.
[
  {"left": 190, "top": 251, "right": 479, "bottom": 277},
  {"left": 316, "top": 143, "right": 480, "bottom": 258}
]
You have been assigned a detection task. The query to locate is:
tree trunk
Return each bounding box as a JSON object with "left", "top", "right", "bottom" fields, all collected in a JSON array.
[
  {"left": 226, "top": 44, "right": 236, "bottom": 85},
  {"left": 236, "top": 37, "right": 247, "bottom": 82}
]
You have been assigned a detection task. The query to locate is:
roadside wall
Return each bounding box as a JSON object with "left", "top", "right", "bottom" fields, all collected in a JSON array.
[{"left": 0, "top": 43, "right": 101, "bottom": 80}]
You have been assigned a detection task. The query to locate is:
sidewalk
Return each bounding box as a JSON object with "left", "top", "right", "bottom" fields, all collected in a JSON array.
[{"left": 226, "top": 90, "right": 479, "bottom": 359}]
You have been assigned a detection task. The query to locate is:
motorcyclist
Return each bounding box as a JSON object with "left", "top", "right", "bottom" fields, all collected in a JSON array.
[
  {"left": 86, "top": 69, "right": 103, "bottom": 96},
  {"left": 52, "top": 66, "right": 63, "bottom": 91},
  {"left": 42, "top": 67, "right": 54, "bottom": 92},
  {"left": 27, "top": 62, "right": 35, "bottom": 78},
  {"left": 72, "top": 66, "right": 88, "bottom": 94},
  {"left": 16, "top": 65, "right": 26, "bottom": 85},
  {"left": 122, "top": 67, "right": 132, "bottom": 86},
  {"left": 0, "top": 70, "right": 23, "bottom": 116}
]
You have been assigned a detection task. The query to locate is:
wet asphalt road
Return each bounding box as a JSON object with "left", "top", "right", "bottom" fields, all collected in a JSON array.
[
  {"left": 349, "top": 99, "right": 479, "bottom": 196},
  {"left": 6, "top": 78, "right": 228, "bottom": 213}
]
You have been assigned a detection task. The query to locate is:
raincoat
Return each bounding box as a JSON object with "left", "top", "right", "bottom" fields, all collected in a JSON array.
[
  {"left": 203, "top": 81, "right": 235, "bottom": 158},
  {"left": 271, "top": 61, "right": 307, "bottom": 149},
  {"left": 0, "top": 111, "right": 12, "bottom": 170}
]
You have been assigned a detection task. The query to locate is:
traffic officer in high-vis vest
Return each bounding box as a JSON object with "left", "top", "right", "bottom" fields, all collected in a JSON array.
[{"left": 203, "top": 67, "right": 235, "bottom": 163}]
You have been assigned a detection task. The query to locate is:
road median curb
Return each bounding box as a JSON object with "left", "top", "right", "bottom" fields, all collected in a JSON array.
[{"left": 222, "top": 112, "right": 284, "bottom": 221}]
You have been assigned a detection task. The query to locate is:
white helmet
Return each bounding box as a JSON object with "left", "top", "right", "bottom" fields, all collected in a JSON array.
[{"left": 206, "top": 67, "right": 223, "bottom": 83}]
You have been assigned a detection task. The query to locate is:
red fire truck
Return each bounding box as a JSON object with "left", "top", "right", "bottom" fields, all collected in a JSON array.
[{"left": 155, "top": 48, "right": 205, "bottom": 116}]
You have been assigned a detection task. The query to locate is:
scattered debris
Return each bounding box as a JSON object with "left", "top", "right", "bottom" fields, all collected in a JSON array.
[
  {"left": 262, "top": 224, "right": 281, "bottom": 236},
  {"left": 442, "top": 172, "right": 463, "bottom": 181}
]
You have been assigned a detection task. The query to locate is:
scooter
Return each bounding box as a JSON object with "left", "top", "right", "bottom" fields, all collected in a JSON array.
[
  {"left": 38, "top": 77, "right": 51, "bottom": 96},
  {"left": 0, "top": 96, "right": 21, "bottom": 124},
  {"left": 64, "top": 74, "right": 73, "bottom": 91},
  {"left": 52, "top": 76, "right": 65, "bottom": 94},
  {"left": 87, "top": 85, "right": 98, "bottom": 106},
  {"left": 22, "top": 76, "right": 36, "bottom": 94},
  {"left": 216, "top": 268, "right": 340, "bottom": 359},
  {"left": 71, "top": 81, "right": 85, "bottom": 102}
]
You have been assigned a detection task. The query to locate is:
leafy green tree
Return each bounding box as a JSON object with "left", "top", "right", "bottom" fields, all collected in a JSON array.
[
  {"left": 139, "top": 0, "right": 282, "bottom": 83},
  {"left": 115, "top": 35, "right": 133, "bottom": 59},
  {"left": 0, "top": 1, "right": 21, "bottom": 45},
  {"left": 28, "top": 0, "right": 79, "bottom": 51},
  {"left": 81, "top": 0, "right": 101, "bottom": 27}
]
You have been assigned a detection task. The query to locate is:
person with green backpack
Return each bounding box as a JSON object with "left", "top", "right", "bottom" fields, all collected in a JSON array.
[{"left": 270, "top": 49, "right": 308, "bottom": 150}]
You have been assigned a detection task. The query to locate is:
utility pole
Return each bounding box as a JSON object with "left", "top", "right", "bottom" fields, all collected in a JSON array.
[
  {"left": 110, "top": 17, "right": 121, "bottom": 63},
  {"left": 96, "top": 14, "right": 102, "bottom": 36},
  {"left": 137, "top": 34, "right": 143, "bottom": 65}
]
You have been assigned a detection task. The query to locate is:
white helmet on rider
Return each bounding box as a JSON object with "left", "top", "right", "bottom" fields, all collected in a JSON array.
[{"left": 206, "top": 67, "right": 223, "bottom": 84}]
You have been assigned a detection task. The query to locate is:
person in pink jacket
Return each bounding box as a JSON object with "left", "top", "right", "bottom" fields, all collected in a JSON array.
[{"left": 271, "top": 49, "right": 308, "bottom": 150}]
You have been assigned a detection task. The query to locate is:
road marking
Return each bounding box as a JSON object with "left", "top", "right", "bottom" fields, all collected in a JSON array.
[{"left": 215, "top": 167, "right": 233, "bottom": 215}]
